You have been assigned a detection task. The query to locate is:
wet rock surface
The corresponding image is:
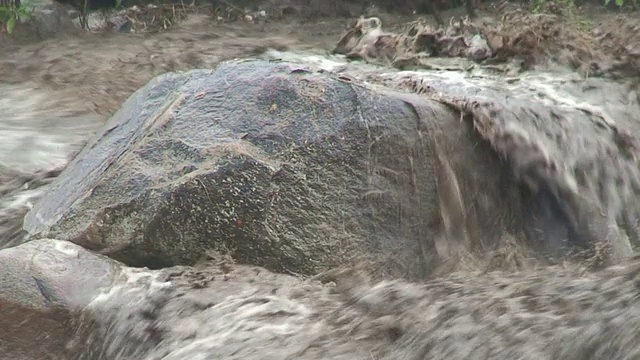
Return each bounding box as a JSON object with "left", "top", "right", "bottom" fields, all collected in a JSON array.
[
  {"left": 24, "top": 59, "right": 455, "bottom": 277},
  {"left": 280, "top": 42, "right": 640, "bottom": 263},
  {"left": 0, "top": 239, "right": 119, "bottom": 360},
  {"left": 0, "top": 239, "right": 118, "bottom": 311}
]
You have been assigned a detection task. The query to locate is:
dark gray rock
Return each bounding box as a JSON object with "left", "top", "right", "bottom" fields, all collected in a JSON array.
[
  {"left": 0, "top": 238, "right": 118, "bottom": 311},
  {"left": 29, "top": 1, "right": 79, "bottom": 37},
  {"left": 0, "top": 239, "right": 119, "bottom": 360},
  {"left": 22, "top": 59, "right": 586, "bottom": 277}
]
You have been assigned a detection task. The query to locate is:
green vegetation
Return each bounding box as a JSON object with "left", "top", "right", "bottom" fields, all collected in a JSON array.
[
  {"left": 0, "top": 2, "right": 29, "bottom": 34},
  {"left": 0, "top": 0, "right": 637, "bottom": 36},
  {"left": 531, "top": 0, "right": 575, "bottom": 13},
  {"left": 529, "top": 0, "right": 638, "bottom": 15},
  {"left": 605, "top": 0, "right": 638, "bottom": 8}
]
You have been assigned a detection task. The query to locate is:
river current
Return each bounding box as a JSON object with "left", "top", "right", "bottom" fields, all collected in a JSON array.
[{"left": 2, "top": 14, "right": 640, "bottom": 358}]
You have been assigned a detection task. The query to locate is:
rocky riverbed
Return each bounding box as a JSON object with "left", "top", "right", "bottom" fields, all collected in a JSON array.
[{"left": 2, "top": 1, "right": 640, "bottom": 359}]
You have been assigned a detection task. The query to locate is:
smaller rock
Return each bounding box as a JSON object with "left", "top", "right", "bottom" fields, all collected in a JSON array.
[
  {"left": 0, "top": 238, "right": 118, "bottom": 311},
  {"left": 28, "top": 1, "right": 78, "bottom": 38},
  {"left": 107, "top": 15, "right": 132, "bottom": 33},
  {"left": 0, "top": 239, "right": 121, "bottom": 359},
  {"left": 486, "top": 32, "right": 506, "bottom": 52},
  {"left": 466, "top": 34, "right": 492, "bottom": 62}
]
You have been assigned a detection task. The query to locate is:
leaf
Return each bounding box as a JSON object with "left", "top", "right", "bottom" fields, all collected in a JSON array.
[
  {"left": 6, "top": 16, "right": 15, "bottom": 34},
  {"left": 615, "top": 0, "right": 624, "bottom": 6},
  {"left": 18, "top": 8, "right": 30, "bottom": 19},
  {"left": 0, "top": 8, "right": 11, "bottom": 21}
]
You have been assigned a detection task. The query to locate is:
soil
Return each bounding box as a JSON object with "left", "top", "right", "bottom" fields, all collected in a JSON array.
[{"left": 0, "top": 4, "right": 637, "bottom": 116}]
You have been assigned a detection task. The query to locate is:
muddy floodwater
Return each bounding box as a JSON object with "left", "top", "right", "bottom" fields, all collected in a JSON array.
[{"left": 2, "top": 3, "right": 640, "bottom": 359}]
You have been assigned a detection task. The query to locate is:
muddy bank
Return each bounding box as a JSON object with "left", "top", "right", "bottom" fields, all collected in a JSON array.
[{"left": 334, "top": 10, "right": 640, "bottom": 78}]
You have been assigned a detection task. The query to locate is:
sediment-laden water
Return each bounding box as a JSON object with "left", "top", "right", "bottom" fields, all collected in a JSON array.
[{"left": 2, "top": 8, "right": 640, "bottom": 359}]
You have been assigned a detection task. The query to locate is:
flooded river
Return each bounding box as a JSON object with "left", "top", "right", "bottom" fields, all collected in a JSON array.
[{"left": 2, "top": 5, "right": 640, "bottom": 359}]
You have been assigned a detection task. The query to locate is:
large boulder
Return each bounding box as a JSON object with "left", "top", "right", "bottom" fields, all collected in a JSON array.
[
  {"left": 22, "top": 59, "right": 605, "bottom": 277},
  {"left": 0, "top": 239, "right": 119, "bottom": 359}
]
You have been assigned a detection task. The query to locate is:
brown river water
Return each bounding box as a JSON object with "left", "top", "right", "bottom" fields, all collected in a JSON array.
[{"left": 2, "top": 3, "right": 640, "bottom": 359}]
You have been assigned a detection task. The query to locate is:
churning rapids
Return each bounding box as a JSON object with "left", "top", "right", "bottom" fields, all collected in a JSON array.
[{"left": 3, "top": 10, "right": 640, "bottom": 360}]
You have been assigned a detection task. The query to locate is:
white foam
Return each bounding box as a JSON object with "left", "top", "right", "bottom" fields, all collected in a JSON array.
[
  {"left": 51, "top": 239, "right": 82, "bottom": 257},
  {"left": 158, "top": 292, "right": 320, "bottom": 359},
  {"left": 1, "top": 187, "right": 48, "bottom": 210},
  {"left": 88, "top": 266, "right": 172, "bottom": 307},
  {"left": 0, "top": 83, "right": 104, "bottom": 174},
  {"left": 262, "top": 49, "right": 351, "bottom": 72}
]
